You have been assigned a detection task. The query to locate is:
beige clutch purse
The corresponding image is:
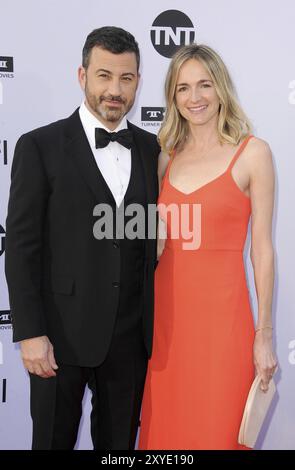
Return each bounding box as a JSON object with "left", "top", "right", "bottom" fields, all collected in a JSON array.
[{"left": 238, "top": 374, "right": 276, "bottom": 448}]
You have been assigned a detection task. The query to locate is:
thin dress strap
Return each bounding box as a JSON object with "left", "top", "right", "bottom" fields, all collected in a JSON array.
[{"left": 227, "top": 135, "right": 254, "bottom": 172}]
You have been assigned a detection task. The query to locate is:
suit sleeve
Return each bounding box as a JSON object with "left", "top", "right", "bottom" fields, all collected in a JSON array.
[{"left": 5, "top": 133, "right": 50, "bottom": 342}]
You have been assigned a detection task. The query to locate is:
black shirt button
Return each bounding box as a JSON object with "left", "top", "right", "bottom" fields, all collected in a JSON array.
[{"left": 112, "top": 282, "right": 120, "bottom": 288}]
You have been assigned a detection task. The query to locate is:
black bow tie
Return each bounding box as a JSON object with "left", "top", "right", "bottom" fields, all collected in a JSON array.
[{"left": 95, "top": 127, "right": 133, "bottom": 150}]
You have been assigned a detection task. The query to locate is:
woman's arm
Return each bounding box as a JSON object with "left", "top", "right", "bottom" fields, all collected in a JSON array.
[{"left": 248, "top": 138, "right": 278, "bottom": 391}]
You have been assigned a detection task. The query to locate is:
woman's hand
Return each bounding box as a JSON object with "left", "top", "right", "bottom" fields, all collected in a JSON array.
[{"left": 253, "top": 328, "right": 277, "bottom": 392}]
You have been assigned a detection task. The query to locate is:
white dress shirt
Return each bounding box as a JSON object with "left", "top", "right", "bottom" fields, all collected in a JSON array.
[{"left": 79, "top": 101, "right": 131, "bottom": 207}]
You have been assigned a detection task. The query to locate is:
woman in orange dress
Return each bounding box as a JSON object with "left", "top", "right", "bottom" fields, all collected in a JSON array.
[{"left": 139, "top": 44, "right": 277, "bottom": 450}]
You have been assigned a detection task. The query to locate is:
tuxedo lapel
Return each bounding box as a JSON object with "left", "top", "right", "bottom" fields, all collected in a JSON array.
[
  {"left": 64, "top": 109, "right": 116, "bottom": 206},
  {"left": 63, "top": 110, "right": 157, "bottom": 208}
]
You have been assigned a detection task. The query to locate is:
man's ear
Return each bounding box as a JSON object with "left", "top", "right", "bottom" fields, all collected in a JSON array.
[
  {"left": 136, "top": 72, "right": 141, "bottom": 90},
  {"left": 78, "top": 66, "right": 86, "bottom": 91}
]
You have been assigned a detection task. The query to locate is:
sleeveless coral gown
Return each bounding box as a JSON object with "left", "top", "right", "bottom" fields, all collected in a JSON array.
[{"left": 139, "top": 136, "right": 255, "bottom": 450}]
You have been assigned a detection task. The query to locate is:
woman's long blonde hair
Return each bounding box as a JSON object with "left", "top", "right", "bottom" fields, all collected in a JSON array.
[{"left": 158, "top": 44, "right": 252, "bottom": 154}]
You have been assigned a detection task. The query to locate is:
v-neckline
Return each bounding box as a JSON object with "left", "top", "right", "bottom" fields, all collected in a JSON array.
[
  {"left": 168, "top": 167, "right": 228, "bottom": 196},
  {"left": 167, "top": 138, "right": 250, "bottom": 197}
]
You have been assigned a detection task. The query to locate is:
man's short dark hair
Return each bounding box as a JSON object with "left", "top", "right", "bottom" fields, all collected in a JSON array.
[{"left": 82, "top": 26, "right": 140, "bottom": 71}]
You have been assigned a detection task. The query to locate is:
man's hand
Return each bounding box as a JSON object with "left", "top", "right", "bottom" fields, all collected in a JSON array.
[{"left": 20, "top": 335, "right": 58, "bottom": 378}]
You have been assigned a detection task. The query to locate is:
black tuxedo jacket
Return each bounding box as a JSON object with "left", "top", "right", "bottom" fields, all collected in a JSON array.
[{"left": 5, "top": 109, "right": 160, "bottom": 366}]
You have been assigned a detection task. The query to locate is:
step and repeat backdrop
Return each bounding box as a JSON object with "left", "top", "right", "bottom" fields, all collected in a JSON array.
[{"left": 0, "top": 0, "right": 294, "bottom": 450}]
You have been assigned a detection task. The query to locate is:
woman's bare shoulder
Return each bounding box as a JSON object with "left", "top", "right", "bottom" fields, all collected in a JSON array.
[
  {"left": 248, "top": 136, "right": 271, "bottom": 153},
  {"left": 244, "top": 136, "right": 273, "bottom": 172}
]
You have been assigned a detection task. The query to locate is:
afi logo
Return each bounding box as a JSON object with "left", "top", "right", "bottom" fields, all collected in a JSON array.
[
  {"left": 0, "top": 311, "right": 11, "bottom": 324},
  {"left": 141, "top": 107, "right": 165, "bottom": 122},
  {"left": 151, "top": 10, "right": 196, "bottom": 58},
  {"left": 0, "top": 56, "right": 14, "bottom": 72},
  {"left": 0, "top": 225, "right": 5, "bottom": 256}
]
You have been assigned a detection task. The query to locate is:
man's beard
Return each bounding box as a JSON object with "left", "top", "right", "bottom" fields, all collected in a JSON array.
[{"left": 85, "top": 85, "right": 134, "bottom": 123}]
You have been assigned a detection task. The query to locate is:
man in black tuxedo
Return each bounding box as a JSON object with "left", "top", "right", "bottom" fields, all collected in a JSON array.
[{"left": 5, "top": 26, "right": 159, "bottom": 449}]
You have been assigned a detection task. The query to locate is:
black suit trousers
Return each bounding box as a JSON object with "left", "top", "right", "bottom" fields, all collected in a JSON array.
[{"left": 30, "top": 319, "right": 147, "bottom": 450}]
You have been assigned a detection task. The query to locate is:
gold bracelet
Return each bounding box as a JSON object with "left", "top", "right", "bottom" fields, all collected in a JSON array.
[{"left": 255, "top": 326, "right": 273, "bottom": 333}]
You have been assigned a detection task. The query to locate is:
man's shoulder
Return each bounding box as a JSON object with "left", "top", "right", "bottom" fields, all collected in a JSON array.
[{"left": 21, "top": 109, "right": 79, "bottom": 143}]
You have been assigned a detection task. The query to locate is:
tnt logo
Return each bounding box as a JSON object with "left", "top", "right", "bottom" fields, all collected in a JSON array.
[
  {"left": 141, "top": 107, "right": 165, "bottom": 122},
  {"left": 0, "top": 56, "right": 14, "bottom": 72},
  {"left": 0, "top": 225, "right": 5, "bottom": 256},
  {"left": 151, "top": 10, "right": 197, "bottom": 58}
]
